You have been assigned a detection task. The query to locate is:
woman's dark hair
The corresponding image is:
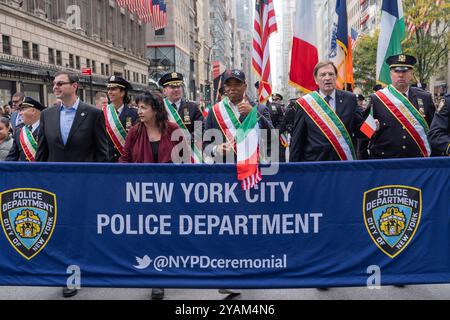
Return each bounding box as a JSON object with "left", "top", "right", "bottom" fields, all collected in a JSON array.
[
  {"left": 0, "top": 117, "right": 11, "bottom": 128},
  {"left": 135, "top": 90, "right": 168, "bottom": 133}
]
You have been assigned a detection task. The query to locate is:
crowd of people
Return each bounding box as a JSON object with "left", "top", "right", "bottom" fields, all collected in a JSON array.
[{"left": 0, "top": 53, "right": 449, "bottom": 298}]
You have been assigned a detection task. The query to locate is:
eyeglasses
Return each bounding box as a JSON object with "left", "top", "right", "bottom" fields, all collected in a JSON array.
[{"left": 52, "top": 81, "right": 72, "bottom": 87}]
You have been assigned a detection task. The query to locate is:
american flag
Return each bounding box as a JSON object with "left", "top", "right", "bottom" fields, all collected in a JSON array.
[
  {"left": 350, "top": 28, "right": 359, "bottom": 50},
  {"left": 252, "top": 0, "right": 277, "bottom": 104},
  {"left": 406, "top": 0, "right": 442, "bottom": 40},
  {"left": 149, "top": 0, "right": 167, "bottom": 30},
  {"left": 115, "top": 0, "right": 166, "bottom": 30}
]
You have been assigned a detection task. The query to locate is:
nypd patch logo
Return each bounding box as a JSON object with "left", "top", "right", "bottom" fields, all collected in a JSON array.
[
  {"left": 363, "top": 185, "right": 421, "bottom": 258},
  {"left": 0, "top": 188, "right": 57, "bottom": 260}
]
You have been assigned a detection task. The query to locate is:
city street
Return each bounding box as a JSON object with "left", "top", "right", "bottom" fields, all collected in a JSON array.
[{"left": 2, "top": 284, "right": 450, "bottom": 300}]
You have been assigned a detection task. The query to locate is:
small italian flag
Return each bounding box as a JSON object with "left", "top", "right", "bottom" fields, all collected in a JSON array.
[
  {"left": 236, "top": 107, "right": 262, "bottom": 190},
  {"left": 360, "top": 107, "right": 377, "bottom": 139}
]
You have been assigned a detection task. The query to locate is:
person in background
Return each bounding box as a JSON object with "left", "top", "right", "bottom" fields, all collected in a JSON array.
[
  {"left": 428, "top": 94, "right": 450, "bottom": 156},
  {"left": 94, "top": 91, "right": 108, "bottom": 110},
  {"left": 0, "top": 117, "right": 13, "bottom": 160},
  {"left": 10, "top": 92, "right": 25, "bottom": 132}
]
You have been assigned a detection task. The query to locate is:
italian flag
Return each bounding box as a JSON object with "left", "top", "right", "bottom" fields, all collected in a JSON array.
[
  {"left": 288, "top": 0, "right": 318, "bottom": 93},
  {"left": 376, "top": 0, "right": 406, "bottom": 85},
  {"left": 236, "top": 107, "right": 262, "bottom": 190},
  {"left": 360, "top": 108, "right": 377, "bottom": 139}
]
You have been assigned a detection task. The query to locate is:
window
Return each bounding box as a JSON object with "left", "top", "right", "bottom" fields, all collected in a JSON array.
[
  {"left": 2, "top": 35, "right": 11, "bottom": 54},
  {"left": 56, "top": 50, "right": 62, "bottom": 66},
  {"left": 69, "top": 54, "right": 74, "bottom": 68},
  {"left": 101, "top": 63, "right": 104, "bottom": 75},
  {"left": 32, "top": 43, "right": 39, "bottom": 61},
  {"left": 48, "top": 48, "right": 55, "bottom": 64},
  {"left": 86, "top": 59, "right": 91, "bottom": 68},
  {"left": 105, "top": 64, "right": 109, "bottom": 76},
  {"left": 155, "top": 28, "right": 165, "bottom": 36},
  {"left": 92, "top": 60, "right": 96, "bottom": 74},
  {"left": 22, "top": 41, "right": 30, "bottom": 59},
  {"left": 76, "top": 56, "right": 80, "bottom": 69}
]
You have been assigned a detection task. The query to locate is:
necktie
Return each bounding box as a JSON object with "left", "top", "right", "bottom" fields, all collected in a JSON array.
[
  {"left": 27, "top": 125, "right": 33, "bottom": 132},
  {"left": 324, "top": 96, "right": 332, "bottom": 105},
  {"left": 172, "top": 103, "right": 177, "bottom": 111}
]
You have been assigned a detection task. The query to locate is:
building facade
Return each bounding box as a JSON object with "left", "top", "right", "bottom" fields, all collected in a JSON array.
[{"left": 0, "top": 0, "right": 149, "bottom": 107}]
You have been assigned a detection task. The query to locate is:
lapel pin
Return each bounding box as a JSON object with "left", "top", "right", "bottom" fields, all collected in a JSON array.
[{"left": 81, "top": 112, "right": 86, "bottom": 117}]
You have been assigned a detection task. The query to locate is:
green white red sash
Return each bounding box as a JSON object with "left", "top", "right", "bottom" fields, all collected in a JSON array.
[
  {"left": 212, "top": 97, "right": 241, "bottom": 152},
  {"left": 213, "top": 97, "right": 262, "bottom": 189},
  {"left": 297, "top": 92, "right": 356, "bottom": 160},
  {"left": 19, "top": 126, "right": 37, "bottom": 162},
  {"left": 103, "top": 104, "right": 126, "bottom": 156},
  {"left": 375, "top": 85, "right": 431, "bottom": 157},
  {"left": 164, "top": 98, "right": 202, "bottom": 163}
]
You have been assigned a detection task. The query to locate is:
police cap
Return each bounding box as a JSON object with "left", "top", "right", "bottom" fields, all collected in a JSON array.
[
  {"left": 107, "top": 76, "right": 132, "bottom": 90},
  {"left": 159, "top": 72, "right": 184, "bottom": 87},
  {"left": 387, "top": 54, "right": 417, "bottom": 72},
  {"left": 20, "top": 97, "right": 46, "bottom": 111}
]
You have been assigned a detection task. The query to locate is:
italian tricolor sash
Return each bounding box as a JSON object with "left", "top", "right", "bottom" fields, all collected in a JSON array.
[
  {"left": 297, "top": 92, "right": 356, "bottom": 160},
  {"left": 213, "top": 97, "right": 262, "bottom": 190},
  {"left": 19, "top": 126, "right": 37, "bottom": 162},
  {"left": 375, "top": 85, "right": 430, "bottom": 157},
  {"left": 212, "top": 97, "right": 241, "bottom": 153},
  {"left": 103, "top": 104, "right": 126, "bottom": 156},
  {"left": 164, "top": 99, "right": 202, "bottom": 163}
]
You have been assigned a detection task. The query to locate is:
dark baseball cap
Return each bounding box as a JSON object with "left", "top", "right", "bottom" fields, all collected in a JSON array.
[{"left": 223, "top": 69, "right": 246, "bottom": 84}]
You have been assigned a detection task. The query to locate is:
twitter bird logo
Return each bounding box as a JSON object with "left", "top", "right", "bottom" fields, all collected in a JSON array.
[{"left": 134, "top": 255, "right": 152, "bottom": 269}]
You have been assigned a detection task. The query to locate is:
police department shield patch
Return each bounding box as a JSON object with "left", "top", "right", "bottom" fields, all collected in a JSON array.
[
  {"left": 0, "top": 188, "right": 57, "bottom": 260},
  {"left": 363, "top": 185, "right": 421, "bottom": 258}
]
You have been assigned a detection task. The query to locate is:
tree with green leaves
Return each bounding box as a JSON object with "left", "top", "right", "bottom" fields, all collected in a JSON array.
[
  {"left": 353, "top": 31, "right": 379, "bottom": 95},
  {"left": 353, "top": 0, "right": 449, "bottom": 94},
  {"left": 402, "top": 0, "right": 449, "bottom": 87}
]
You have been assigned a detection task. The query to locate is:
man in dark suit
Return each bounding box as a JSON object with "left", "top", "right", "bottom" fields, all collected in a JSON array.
[
  {"left": 105, "top": 76, "right": 138, "bottom": 162},
  {"left": 36, "top": 71, "right": 108, "bottom": 298},
  {"left": 289, "top": 61, "right": 366, "bottom": 162},
  {"left": 368, "top": 54, "right": 435, "bottom": 159},
  {"left": 204, "top": 69, "right": 274, "bottom": 164},
  {"left": 5, "top": 97, "right": 45, "bottom": 161},
  {"left": 35, "top": 71, "right": 108, "bottom": 163},
  {"left": 428, "top": 94, "right": 450, "bottom": 156},
  {"left": 10, "top": 92, "right": 25, "bottom": 134}
]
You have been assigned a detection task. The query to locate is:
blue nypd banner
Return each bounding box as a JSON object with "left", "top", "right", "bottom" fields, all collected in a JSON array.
[{"left": 0, "top": 158, "right": 449, "bottom": 288}]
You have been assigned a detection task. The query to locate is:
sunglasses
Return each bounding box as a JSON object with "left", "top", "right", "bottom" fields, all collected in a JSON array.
[{"left": 52, "top": 81, "right": 72, "bottom": 87}]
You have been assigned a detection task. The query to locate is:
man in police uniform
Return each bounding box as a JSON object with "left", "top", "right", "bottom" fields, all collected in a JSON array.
[
  {"left": 106, "top": 76, "right": 138, "bottom": 162},
  {"left": 158, "top": 72, "right": 203, "bottom": 136},
  {"left": 428, "top": 94, "right": 450, "bottom": 156},
  {"left": 268, "top": 93, "right": 287, "bottom": 162},
  {"left": 5, "top": 97, "right": 45, "bottom": 161},
  {"left": 368, "top": 54, "right": 435, "bottom": 159}
]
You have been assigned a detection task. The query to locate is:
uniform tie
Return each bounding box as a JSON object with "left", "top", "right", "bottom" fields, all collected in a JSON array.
[{"left": 324, "top": 96, "right": 332, "bottom": 105}]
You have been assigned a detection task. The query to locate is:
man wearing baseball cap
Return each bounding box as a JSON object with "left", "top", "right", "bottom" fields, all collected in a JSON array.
[
  {"left": 367, "top": 54, "right": 435, "bottom": 159},
  {"left": 204, "top": 69, "right": 273, "bottom": 164}
]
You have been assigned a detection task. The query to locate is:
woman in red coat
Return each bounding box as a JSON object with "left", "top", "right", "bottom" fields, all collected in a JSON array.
[{"left": 119, "top": 91, "right": 183, "bottom": 163}]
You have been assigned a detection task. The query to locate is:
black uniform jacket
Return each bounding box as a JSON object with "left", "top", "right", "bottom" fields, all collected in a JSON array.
[
  {"left": 5, "top": 125, "right": 40, "bottom": 161},
  {"left": 428, "top": 94, "right": 450, "bottom": 156},
  {"left": 106, "top": 104, "right": 139, "bottom": 162},
  {"left": 368, "top": 86, "right": 435, "bottom": 159}
]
